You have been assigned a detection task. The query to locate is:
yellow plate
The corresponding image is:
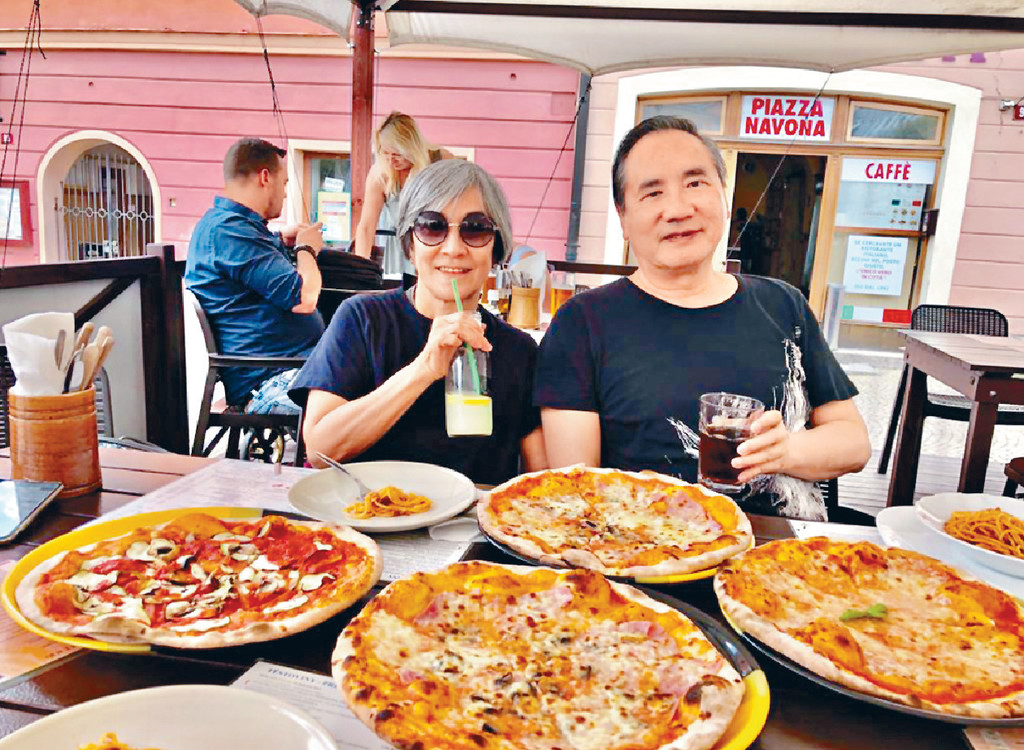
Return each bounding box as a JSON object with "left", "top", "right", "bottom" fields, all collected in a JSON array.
[
  {"left": 634, "top": 565, "right": 717, "bottom": 584},
  {"left": 1, "top": 506, "right": 264, "bottom": 654},
  {"left": 715, "top": 671, "right": 771, "bottom": 750}
]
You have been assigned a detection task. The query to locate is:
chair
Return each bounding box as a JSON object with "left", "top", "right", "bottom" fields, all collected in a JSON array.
[
  {"left": 0, "top": 344, "right": 114, "bottom": 449},
  {"left": 877, "top": 304, "right": 1024, "bottom": 474},
  {"left": 315, "top": 249, "right": 388, "bottom": 325},
  {"left": 1003, "top": 457, "right": 1024, "bottom": 497},
  {"left": 187, "top": 292, "right": 307, "bottom": 465}
]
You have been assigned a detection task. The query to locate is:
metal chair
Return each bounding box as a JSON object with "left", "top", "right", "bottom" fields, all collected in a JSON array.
[
  {"left": 878, "top": 304, "right": 1024, "bottom": 473},
  {"left": 187, "top": 292, "right": 307, "bottom": 465}
]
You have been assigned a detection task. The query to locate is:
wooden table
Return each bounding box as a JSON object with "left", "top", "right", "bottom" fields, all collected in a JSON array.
[
  {"left": 888, "top": 330, "right": 1024, "bottom": 506},
  {"left": 0, "top": 449, "right": 970, "bottom": 748}
]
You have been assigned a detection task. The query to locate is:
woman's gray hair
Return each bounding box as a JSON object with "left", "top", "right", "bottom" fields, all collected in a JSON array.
[{"left": 396, "top": 160, "right": 514, "bottom": 265}]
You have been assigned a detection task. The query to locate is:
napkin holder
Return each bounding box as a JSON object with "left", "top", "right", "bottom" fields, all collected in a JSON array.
[{"left": 9, "top": 388, "right": 102, "bottom": 498}]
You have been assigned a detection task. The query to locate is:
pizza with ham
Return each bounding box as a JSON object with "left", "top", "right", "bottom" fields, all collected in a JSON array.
[
  {"left": 715, "top": 538, "right": 1024, "bottom": 718},
  {"left": 334, "top": 561, "right": 745, "bottom": 750},
  {"left": 478, "top": 467, "right": 753, "bottom": 578},
  {"left": 15, "top": 512, "right": 381, "bottom": 648}
]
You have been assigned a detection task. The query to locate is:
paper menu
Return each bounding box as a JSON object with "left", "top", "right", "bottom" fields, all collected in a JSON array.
[
  {"left": 232, "top": 661, "right": 391, "bottom": 750},
  {"left": 96, "top": 459, "right": 315, "bottom": 521},
  {"left": 788, "top": 520, "right": 885, "bottom": 545},
  {"left": 964, "top": 728, "right": 1024, "bottom": 750},
  {"left": 0, "top": 561, "right": 80, "bottom": 685}
]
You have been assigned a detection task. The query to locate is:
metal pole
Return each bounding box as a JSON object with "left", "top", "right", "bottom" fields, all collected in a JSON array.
[{"left": 564, "top": 74, "right": 591, "bottom": 262}]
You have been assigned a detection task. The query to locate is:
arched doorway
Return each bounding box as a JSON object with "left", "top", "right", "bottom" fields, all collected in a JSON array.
[{"left": 37, "top": 131, "right": 161, "bottom": 262}]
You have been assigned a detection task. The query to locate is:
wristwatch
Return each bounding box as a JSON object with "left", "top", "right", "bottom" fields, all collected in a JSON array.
[{"left": 293, "top": 244, "right": 316, "bottom": 260}]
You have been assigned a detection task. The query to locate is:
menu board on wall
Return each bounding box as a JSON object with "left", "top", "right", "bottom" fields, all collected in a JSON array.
[
  {"left": 842, "top": 235, "right": 909, "bottom": 296},
  {"left": 317, "top": 191, "right": 350, "bottom": 244},
  {"left": 835, "top": 158, "right": 935, "bottom": 230}
]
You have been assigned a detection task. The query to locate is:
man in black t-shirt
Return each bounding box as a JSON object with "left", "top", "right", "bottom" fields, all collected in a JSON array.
[{"left": 534, "top": 116, "right": 870, "bottom": 519}]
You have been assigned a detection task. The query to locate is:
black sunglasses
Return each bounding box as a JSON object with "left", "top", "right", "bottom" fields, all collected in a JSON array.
[{"left": 412, "top": 211, "right": 497, "bottom": 248}]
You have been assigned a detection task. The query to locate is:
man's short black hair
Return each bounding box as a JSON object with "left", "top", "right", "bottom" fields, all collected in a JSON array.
[
  {"left": 611, "top": 116, "right": 727, "bottom": 210},
  {"left": 224, "top": 137, "right": 286, "bottom": 182}
]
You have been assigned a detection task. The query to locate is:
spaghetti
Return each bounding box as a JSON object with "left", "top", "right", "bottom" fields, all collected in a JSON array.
[
  {"left": 346, "top": 486, "right": 433, "bottom": 519},
  {"left": 944, "top": 508, "right": 1024, "bottom": 560},
  {"left": 78, "top": 734, "right": 161, "bottom": 750}
]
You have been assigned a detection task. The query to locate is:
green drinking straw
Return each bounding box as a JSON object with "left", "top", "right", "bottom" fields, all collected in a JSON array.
[{"left": 451, "top": 278, "right": 483, "bottom": 395}]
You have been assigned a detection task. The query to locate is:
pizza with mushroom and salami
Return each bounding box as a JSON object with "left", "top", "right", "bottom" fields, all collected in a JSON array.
[
  {"left": 334, "top": 561, "right": 745, "bottom": 750},
  {"left": 15, "top": 512, "right": 381, "bottom": 648},
  {"left": 478, "top": 467, "right": 753, "bottom": 578}
]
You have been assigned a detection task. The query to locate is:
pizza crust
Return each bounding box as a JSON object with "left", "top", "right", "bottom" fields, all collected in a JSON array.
[
  {"left": 16, "top": 517, "right": 382, "bottom": 649},
  {"left": 335, "top": 562, "right": 746, "bottom": 750},
  {"left": 714, "top": 544, "right": 1024, "bottom": 719},
  {"left": 479, "top": 466, "right": 753, "bottom": 578}
]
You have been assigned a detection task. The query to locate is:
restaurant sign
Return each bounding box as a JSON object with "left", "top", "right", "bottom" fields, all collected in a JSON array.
[
  {"left": 842, "top": 235, "right": 909, "bottom": 297},
  {"left": 840, "top": 158, "right": 936, "bottom": 185},
  {"left": 739, "top": 95, "right": 835, "bottom": 142}
]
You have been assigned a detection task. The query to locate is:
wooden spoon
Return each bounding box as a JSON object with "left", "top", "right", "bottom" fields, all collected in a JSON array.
[{"left": 77, "top": 343, "right": 100, "bottom": 392}]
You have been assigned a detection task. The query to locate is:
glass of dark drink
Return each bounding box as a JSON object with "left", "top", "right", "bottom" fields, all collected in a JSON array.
[{"left": 698, "top": 392, "right": 765, "bottom": 494}]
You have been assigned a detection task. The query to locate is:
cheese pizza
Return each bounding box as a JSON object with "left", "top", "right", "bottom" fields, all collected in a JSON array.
[
  {"left": 15, "top": 512, "right": 382, "bottom": 648},
  {"left": 334, "top": 561, "right": 745, "bottom": 750},
  {"left": 715, "top": 538, "right": 1024, "bottom": 718},
  {"left": 479, "top": 467, "right": 753, "bottom": 577}
]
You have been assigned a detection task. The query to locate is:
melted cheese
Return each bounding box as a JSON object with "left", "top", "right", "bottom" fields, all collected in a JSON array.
[
  {"left": 721, "top": 539, "right": 1024, "bottom": 705},
  {"left": 343, "top": 564, "right": 741, "bottom": 749}
]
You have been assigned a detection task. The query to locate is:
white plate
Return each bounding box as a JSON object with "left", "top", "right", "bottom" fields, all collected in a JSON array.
[
  {"left": 876, "top": 505, "right": 1024, "bottom": 600},
  {"left": 289, "top": 460, "right": 478, "bottom": 532},
  {"left": 914, "top": 493, "right": 1024, "bottom": 578},
  {"left": 0, "top": 685, "right": 337, "bottom": 750}
]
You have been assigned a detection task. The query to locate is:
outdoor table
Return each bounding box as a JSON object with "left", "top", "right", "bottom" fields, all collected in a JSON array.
[
  {"left": 0, "top": 448, "right": 969, "bottom": 749},
  {"left": 887, "top": 330, "right": 1024, "bottom": 506}
]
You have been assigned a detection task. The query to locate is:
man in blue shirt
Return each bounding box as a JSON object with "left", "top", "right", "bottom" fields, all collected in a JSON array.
[{"left": 185, "top": 137, "right": 325, "bottom": 414}]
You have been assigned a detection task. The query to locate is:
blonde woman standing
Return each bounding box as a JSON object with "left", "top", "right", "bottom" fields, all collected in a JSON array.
[{"left": 353, "top": 112, "right": 453, "bottom": 278}]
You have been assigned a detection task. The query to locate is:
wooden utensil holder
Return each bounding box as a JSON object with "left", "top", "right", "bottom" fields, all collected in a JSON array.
[
  {"left": 508, "top": 287, "right": 541, "bottom": 329},
  {"left": 9, "top": 388, "right": 102, "bottom": 498}
]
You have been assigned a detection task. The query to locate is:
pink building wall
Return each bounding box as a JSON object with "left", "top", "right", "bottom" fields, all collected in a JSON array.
[
  {"left": 0, "top": 0, "right": 580, "bottom": 265},
  {"left": 878, "top": 53, "right": 1024, "bottom": 330}
]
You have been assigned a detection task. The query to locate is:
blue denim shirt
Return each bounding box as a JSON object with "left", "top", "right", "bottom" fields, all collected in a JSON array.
[{"left": 185, "top": 196, "right": 324, "bottom": 405}]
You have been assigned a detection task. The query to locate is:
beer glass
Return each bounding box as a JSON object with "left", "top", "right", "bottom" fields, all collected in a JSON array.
[{"left": 549, "top": 271, "right": 575, "bottom": 317}]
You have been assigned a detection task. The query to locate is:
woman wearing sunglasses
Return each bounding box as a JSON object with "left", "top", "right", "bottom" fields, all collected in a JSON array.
[
  {"left": 290, "top": 160, "right": 547, "bottom": 484},
  {"left": 352, "top": 112, "right": 454, "bottom": 279}
]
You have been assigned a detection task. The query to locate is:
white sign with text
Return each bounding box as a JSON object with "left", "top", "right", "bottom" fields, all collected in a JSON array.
[
  {"left": 842, "top": 235, "right": 909, "bottom": 296},
  {"left": 840, "top": 158, "right": 936, "bottom": 184},
  {"left": 739, "top": 95, "right": 835, "bottom": 141}
]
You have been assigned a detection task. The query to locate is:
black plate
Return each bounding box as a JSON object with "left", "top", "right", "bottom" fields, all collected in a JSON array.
[
  {"left": 735, "top": 626, "right": 1024, "bottom": 726},
  {"left": 480, "top": 527, "right": 715, "bottom": 584},
  {"left": 640, "top": 588, "right": 760, "bottom": 680}
]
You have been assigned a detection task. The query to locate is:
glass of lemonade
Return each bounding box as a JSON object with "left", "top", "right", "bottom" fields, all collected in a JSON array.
[
  {"left": 445, "top": 347, "right": 492, "bottom": 437},
  {"left": 698, "top": 392, "right": 764, "bottom": 493}
]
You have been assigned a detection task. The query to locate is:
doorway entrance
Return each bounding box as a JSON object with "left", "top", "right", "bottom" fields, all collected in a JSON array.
[{"left": 729, "top": 152, "right": 826, "bottom": 297}]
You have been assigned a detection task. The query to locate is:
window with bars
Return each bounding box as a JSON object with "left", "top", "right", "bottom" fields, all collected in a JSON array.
[{"left": 57, "top": 145, "right": 155, "bottom": 261}]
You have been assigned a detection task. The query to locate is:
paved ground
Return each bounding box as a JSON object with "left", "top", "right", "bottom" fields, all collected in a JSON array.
[{"left": 836, "top": 349, "right": 1024, "bottom": 465}]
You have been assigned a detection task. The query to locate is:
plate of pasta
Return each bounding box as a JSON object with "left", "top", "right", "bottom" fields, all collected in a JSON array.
[
  {"left": 916, "top": 493, "right": 1024, "bottom": 578},
  {"left": 288, "top": 460, "right": 478, "bottom": 532},
  {"left": 0, "top": 685, "right": 337, "bottom": 750}
]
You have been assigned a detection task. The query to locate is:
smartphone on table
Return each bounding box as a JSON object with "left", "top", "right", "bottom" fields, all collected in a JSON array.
[{"left": 0, "top": 480, "right": 63, "bottom": 545}]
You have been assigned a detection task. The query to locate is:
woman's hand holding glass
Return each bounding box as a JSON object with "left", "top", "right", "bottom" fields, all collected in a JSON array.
[{"left": 414, "top": 311, "right": 492, "bottom": 382}]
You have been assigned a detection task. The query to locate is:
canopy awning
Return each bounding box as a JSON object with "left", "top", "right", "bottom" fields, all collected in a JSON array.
[
  {"left": 235, "top": 1, "right": 1024, "bottom": 74},
  {"left": 381, "top": 1, "right": 1024, "bottom": 74}
]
